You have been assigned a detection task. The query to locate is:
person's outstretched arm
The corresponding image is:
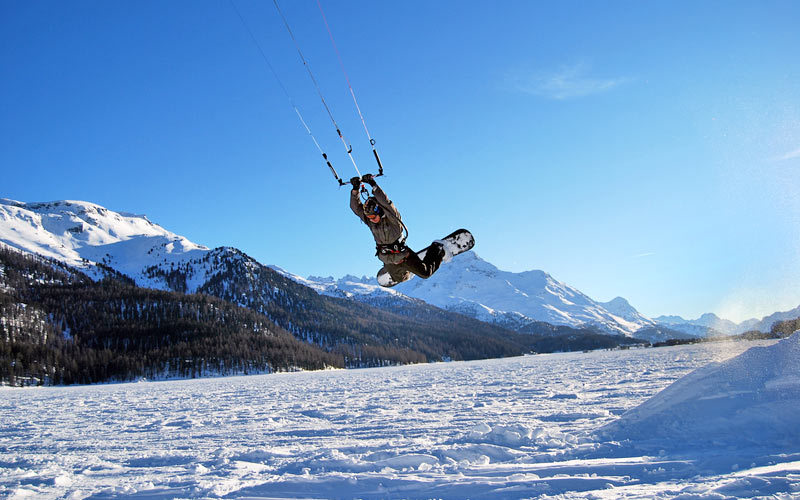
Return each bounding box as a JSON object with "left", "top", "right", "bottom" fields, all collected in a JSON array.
[
  {"left": 363, "top": 174, "right": 401, "bottom": 220},
  {"left": 349, "top": 177, "right": 368, "bottom": 224}
]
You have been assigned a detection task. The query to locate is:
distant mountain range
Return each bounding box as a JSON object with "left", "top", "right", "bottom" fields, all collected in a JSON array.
[
  {"left": 655, "top": 308, "right": 800, "bottom": 337},
  {"left": 282, "top": 252, "right": 796, "bottom": 341},
  {"left": 282, "top": 255, "right": 664, "bottom": 338},
  {"left": 2, "top": 198, "right": 796, "bottom": 351}
]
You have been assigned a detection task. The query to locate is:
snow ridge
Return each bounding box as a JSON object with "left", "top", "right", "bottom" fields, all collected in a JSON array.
[{"left": 601, "top": 332, "right": 800, "bottom": 446}]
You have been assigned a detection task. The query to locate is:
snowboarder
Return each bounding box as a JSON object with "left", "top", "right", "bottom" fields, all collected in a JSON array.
[{"left": 350, "top": 174, "right": 446, "bottom": 285}]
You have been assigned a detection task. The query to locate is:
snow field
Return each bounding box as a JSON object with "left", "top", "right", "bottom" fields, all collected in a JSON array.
[{"left": 1, "top": 339, "right": 798, "bottom": 499}]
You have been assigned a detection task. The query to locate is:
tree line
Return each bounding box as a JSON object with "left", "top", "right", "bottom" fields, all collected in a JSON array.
[
  {"left": 182, "top": 248, "right": 636, "bottom": 364},
  {"left": 770, "top": 318, "right": 800, "bottom": 338},
  {"left": 1, "top": 247, "right": 342, "bottom": 386}
]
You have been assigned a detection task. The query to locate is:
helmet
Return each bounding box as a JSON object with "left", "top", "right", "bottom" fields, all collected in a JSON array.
[{"left": 363, "top": 197, "right": 383, "bottom": 218}]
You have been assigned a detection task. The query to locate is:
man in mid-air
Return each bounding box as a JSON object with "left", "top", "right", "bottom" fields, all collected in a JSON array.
[{"left": 349, "top": 174, "right": 445, "bottom": 286}]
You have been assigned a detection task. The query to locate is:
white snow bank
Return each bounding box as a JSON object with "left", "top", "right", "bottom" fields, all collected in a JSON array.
[{"left": 600, "top": 332, "right": 800, "bottom": 448}]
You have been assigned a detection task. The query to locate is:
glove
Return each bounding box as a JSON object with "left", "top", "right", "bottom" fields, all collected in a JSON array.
[
  {"left": 350, "top": 177, "right": 361, "bottom": 190},
  {"left": 362, "top": 173, "right": 377, "bottom": 186}
]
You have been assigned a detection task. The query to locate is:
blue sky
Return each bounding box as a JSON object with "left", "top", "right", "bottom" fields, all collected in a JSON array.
[{"left": 2, "top": 0, "right": 799, "bottom": 322}]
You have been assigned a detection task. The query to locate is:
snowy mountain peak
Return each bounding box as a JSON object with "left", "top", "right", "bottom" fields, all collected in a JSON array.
[
  {"left": 599, "top": 297, "right": 657, "bottom": 333},
  {"left": 0, "top": 198, "right": 208, "bottom": 283},
  {"left": 449, "top": 251, "right": 502, "bottom": 277},
  {"left": 654, "top": 314, "right": 687, "bottom": 324},
  {"left": 456, "top": 253, "right": 557, "bottom": 287},
  {"left": 605, "top": 296, "right": 632, "bottom": 309},
  {"left": 601, "top": 297, "right": 637, "bottom": 317}
]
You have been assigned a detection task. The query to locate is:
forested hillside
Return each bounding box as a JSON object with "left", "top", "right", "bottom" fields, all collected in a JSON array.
[
  {"left": 0, "top": 248, "right": 341, "bottom": 385},
  {"left": 1, "top": 246, "right": 641, "bottom": 386}
]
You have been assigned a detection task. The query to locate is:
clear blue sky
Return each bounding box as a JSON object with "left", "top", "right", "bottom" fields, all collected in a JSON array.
[{"left": 2, "top": 0, "right": 799, "bottom": 322}]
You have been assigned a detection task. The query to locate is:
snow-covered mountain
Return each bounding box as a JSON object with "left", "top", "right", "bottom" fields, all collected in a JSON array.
[
  {"left": 289, "top": 251, "right": 800, "bottom": 341},
  {"left": 286, "top": 251, "right": 659, "bottom": 338},
  {"left": 0, "top": 199, "right": 209, "bottom": 287},
  {"left": 394, "top": 252, "right": 658, "bottom": 336},
  {"left": 280, "top": 271, "right": 399, "bottom": 300},
  {"left": 654, "top": 312, "right": 740, "bottom": 335},
  {"left": 599, "top": 297, "right": 655, "bottom": 328},
  {"left": 6, "top": 198, "right": 574, "bottom": 368},
  {"left": 746, "top": 305, "right": 800, "bottom": 333},
  {"left": 653, "top": 307, "right": 800, "bottom": 336}
]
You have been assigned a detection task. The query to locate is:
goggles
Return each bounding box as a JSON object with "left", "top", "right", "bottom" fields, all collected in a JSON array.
[{"left": 364, "top": 199, "right": 383, "bottom": 217}]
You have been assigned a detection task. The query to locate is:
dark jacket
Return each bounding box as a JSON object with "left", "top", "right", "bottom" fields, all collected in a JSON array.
[{"left": 350, "top": 184, "right": 408, "bottom": 264}]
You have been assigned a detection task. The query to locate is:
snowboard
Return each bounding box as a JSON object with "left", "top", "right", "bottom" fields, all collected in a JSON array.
[{"left": 377, "top": 228, "right": 475, "bottom": 288}]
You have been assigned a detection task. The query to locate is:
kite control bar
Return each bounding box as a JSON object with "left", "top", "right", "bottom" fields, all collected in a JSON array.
[
  {"left": 327, "top": 146, "right": 383, "bottom": 187},
  {"left": 333, "top": 144, "right": 384, "bottom": 187},
  {"left": 342, "top": 171, "right": 384, "bottom": 187}
]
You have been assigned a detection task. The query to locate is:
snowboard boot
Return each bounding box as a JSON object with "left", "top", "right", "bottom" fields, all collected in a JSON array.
[{"left": 425, "top": 242, "right": 447, "bottom": 274}]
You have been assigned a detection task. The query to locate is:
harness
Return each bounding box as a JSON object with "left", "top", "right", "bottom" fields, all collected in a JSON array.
[{"left": 376, "top": 240, "right": 408, "bottom": 256}]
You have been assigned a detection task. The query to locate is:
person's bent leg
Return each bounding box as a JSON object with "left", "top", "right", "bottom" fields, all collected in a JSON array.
[{"left": 402, "top": 243, "right": 445, "bottom": 279}]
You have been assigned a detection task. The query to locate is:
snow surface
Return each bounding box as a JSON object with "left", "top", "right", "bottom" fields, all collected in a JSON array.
[
  {"left": 2, "top": 337, "right": 799, "bottom": 499},
  {"left": 600, "top": 332, "right": 800, "bottom": 447}
]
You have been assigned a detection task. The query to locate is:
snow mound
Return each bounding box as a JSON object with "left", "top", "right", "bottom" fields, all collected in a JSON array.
[{"left": 600, "top": 332, "right": 800, "bottom": 448}]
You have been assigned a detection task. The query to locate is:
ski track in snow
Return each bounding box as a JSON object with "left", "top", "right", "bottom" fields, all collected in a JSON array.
[{"left": 2, "top": 340, "right": 799, "bottom": 499}]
